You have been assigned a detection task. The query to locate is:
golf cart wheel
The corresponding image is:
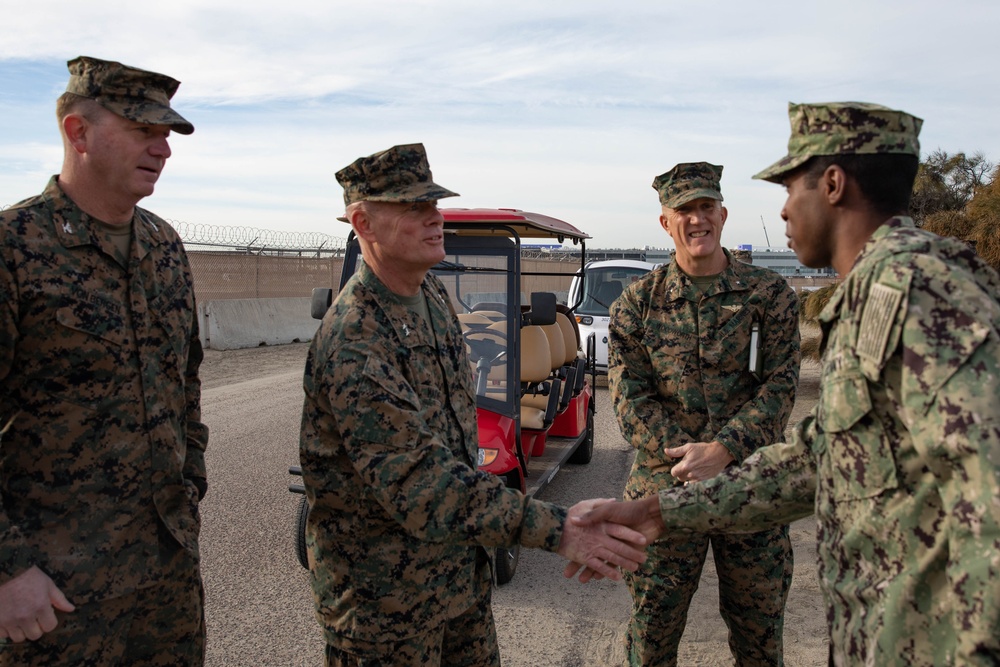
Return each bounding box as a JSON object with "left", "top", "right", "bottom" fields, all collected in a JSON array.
[
  {"left": 295, "top": 494, "right": 309, "bottom": 569},
  {"left": 494, "top": 543, "right": 521, "bottom": 585}
]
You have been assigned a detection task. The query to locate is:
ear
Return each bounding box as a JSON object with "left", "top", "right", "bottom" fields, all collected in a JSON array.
[
  {"left": 658, "top": 213, "right": 670, "bottom": 236},
  {"left": 62, "top": 114, "right": 90, "bottom": 155},
  {"left": 719, "top": 205, "right": 728, "bottom": 226},
  {"left": 822, "top": 165, "right": 848, "bottom": 206},
  {"left": 350, "top": 205, "right": 377, "bottom": 243}
]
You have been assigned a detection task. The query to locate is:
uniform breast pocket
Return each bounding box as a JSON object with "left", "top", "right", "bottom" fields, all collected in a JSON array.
[
  {"left": 56, "top": 304, "right": 125, "bottom": 348},
  {"left": 818, "top": 371, "right": 899, "bottom": 502},
  {"left": 702, "top": 307, "right": 754, "bottom": 372},
  {"left": 643, "top": 332, "right": 691, "bottom": 397},
  {"left": 49, "top": 305, "right": 128, "bottom": 401},
  {"left": 362, "top": 356, "right": 422, "bottom": 411},
  {"left": 353, "top": 357, "right": 424, "bottom": 449}
]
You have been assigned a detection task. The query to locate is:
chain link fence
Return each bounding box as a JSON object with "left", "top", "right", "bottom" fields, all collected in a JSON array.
[{"left": 173, "top": 221, "right": 348, "bottom": 303}]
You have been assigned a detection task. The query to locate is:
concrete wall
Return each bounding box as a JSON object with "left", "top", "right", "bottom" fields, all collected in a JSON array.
[{"left": 198, "top": 297, "right": 319, "bottom": 350}]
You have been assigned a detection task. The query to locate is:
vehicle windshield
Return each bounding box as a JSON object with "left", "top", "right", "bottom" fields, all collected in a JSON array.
[
  {"left": 577, "top": 266, "right": 651, "bottom": 316},
  {"left": 432, "top": 240, "right": 517, "bottom": 418}
]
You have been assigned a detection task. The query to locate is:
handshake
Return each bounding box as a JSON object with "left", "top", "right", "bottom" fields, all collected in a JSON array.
[{"left": 556, "top": 496, "right": 665, "bottom": 583}]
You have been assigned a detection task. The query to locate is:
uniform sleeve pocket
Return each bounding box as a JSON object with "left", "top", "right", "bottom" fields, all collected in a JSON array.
[
  {"left": 819, "top": 371, "right": 899, "bottom": 501},
  {"left": 819, "top": 373, "right": 871, "bottom": 432}
]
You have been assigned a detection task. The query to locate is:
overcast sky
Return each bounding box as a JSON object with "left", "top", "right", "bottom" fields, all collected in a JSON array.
[{"left": 2, "top": 0, "right": 998, "bottom": 250}]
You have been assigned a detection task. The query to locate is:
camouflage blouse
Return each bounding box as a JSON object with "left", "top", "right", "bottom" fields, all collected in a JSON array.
[
  {"left": 657, "top": 218, "right": 1000, "bottom": 665},
  {"left": 299, "top": 262, "right": 565, "bottom": 644},
  {"left": 0, "top": 177, "right": 207, "bottom": 603},
  {"left": 609, "top": 249, "right": 801, "bottom": 500}
]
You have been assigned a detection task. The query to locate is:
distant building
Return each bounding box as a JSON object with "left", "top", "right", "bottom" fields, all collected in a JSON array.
[
  {"left": 745, "top": 248, "right": 836, "bottom": 277},
  {"left": 530, "top": 245, "right": 834, "bottom": 281},
  {"left": 644, "top": 248, "right": 675, "bottom": 264}
]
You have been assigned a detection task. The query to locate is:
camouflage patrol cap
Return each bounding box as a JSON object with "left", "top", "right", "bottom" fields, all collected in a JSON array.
[
  {"left": 753, "top": 102, "right": 922, "bottom": 183},
  {"left": 336, "top": 143, "right": 459, "bottom": 213},
  {"left": 652, "top": 162, "right": 724, "bottom": 209},
  {"left": 65, "top": 56, "right": 194, "bottom": 135}
]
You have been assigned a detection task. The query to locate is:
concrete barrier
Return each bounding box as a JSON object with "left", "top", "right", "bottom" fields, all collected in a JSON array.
[{"left": 198, "top": 298, "right": 320, "bottom": 350}]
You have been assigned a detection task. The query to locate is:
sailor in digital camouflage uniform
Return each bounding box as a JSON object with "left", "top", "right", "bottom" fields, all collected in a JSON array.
[
  {"left": 299, "top": 143, "right": 648, "bottom": 667},
  {"left": 609, "top": 162, "right": 800, "bottom": 666},
  {"left": 0, "top": 56, "right": 207, "bottom": 665},
  {"left": 575, "top": 102, "right": 1000, "bottom": 666}
]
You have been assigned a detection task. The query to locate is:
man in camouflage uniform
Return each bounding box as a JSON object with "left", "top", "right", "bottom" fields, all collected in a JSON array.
[
  {"left": 610, "top": 162, "right": 800, "bottom": 666},
  {"left": 300, "top": 143, "right": 649, "bottom": 667},
  {"left": 572, "top": 102, "right": 1000, "bottom": 665},
  {"left": 0, "top": 57, "right": 207, "bottom": 665}
]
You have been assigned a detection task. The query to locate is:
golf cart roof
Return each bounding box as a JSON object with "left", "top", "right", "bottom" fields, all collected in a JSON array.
[{"left": 440, "top": 208, "right": 591, "bottom": 243}]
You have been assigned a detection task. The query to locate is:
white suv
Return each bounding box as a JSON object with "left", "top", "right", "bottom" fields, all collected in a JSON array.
[{"left": 567, "top": 259, "right": 658, "bottom": 374}]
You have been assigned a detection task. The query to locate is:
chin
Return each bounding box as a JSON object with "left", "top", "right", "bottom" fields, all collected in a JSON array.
[
  {"left": 690, "top": 247, "right": 719, "bottom": 259},
  {"left": 132, "top": 183, "right": 157, "bottom": 198},
  {"left": 795, "top": 252, "right": 825, "bottom": 269}
]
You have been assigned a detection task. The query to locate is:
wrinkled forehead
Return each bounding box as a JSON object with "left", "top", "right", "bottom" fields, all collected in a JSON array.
[{"left": 663, "top": 196, "right": 723, "bottom": 213}]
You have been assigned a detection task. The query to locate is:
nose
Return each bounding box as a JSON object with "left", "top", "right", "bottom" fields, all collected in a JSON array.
[
  {"left": 149, "top": 136, "right": 172, "bottom": 160},
  {"left": 690, "top": 208, "right": 710, "bottom": 225},
  {"left": 780, "top": 202, "right": 789, "bottom": 222},
  {"left": 425, "top": 205, "right": 444, "bottom": 225}
]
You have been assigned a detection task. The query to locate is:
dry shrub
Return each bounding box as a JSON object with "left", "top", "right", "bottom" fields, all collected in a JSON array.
[
  {"left": 923, "top": 210, "right": 1000, "bottom": 275},
  {"left": 970, "top": 213, "right": 1000, "bottom": 274},
  {"left": 923, "top": 210, "right": 977, "bottom": 240},
  {"left": 800, "top": 283, "right": 840, "bottom": 323},
  {"left": 800, "top": 323, "right": 823, "bottom": 362},
  {"left": 798, "top": 283, "right": 837, "bottom": 361}
]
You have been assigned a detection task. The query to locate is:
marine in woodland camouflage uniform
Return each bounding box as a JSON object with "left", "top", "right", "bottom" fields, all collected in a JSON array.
[
  {"left": 0, "top": 56, "right": 206, "bottom": 665},
  {"left": 300, "top": 143, "right": 648, "bottom": 667},
  {"left": 579, "top": 102, "right": 1000, "bottom": 665},
  {"left": 611, "top": 162, "right": 800, "bottom": 666}
]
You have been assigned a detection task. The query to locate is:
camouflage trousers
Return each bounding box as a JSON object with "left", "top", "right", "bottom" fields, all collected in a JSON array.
[
  {"left": 0, "top": 534, "right": 204, "bottom": 667},
  {"left": 325, "top": 558, "right": 499, "bottom": 667},
  {"left": 623, "top": 525, "right": 793, "bottom": 667}
]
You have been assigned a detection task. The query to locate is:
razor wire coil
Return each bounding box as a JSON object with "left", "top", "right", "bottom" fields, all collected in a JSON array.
[{"left": 172, "top": 221, "right": 347, "bottom": 252}]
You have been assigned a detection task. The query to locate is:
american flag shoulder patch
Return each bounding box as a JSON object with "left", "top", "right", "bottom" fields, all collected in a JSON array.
[{"left": 857, "top": 282, "right": 903, "bottom": 366}]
